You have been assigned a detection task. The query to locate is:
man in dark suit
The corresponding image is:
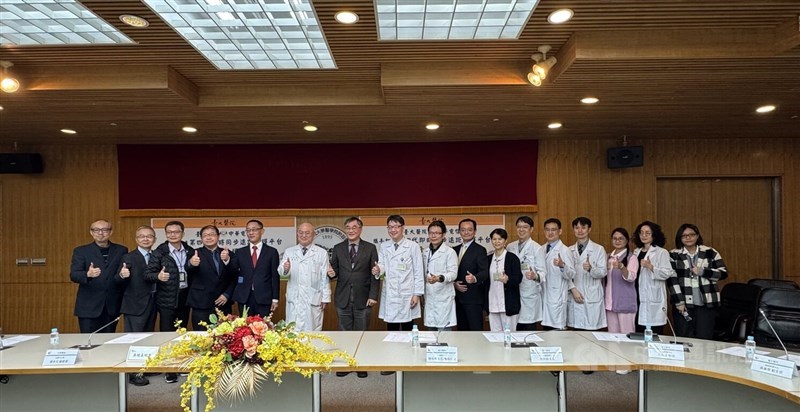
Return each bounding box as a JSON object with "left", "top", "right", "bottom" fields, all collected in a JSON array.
[
  {"left": 188, "top": 225, "right": 233, "bottom": 330},
  {"left": 224, "top": 219, "right": 280, "bottom": 318},
  {"left": 115, "top": 225, "right": 157, "bottom": 387},
  {"left": 453, "top": 218, "right": 489, "bottom": 331},
  {"left": 70, "top": 219, "right": 128, "bottom": 334}
]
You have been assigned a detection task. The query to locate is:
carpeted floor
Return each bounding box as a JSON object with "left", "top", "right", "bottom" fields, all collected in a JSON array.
[{"left": 128, "top": 370, "right": 637, "bottom": 411}]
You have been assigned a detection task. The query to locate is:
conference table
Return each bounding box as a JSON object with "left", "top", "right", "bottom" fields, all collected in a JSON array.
[{"left": 1, "top": 330, "right": 798, "bottom": 412}]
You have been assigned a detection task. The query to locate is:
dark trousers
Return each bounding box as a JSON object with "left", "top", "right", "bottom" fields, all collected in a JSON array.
[
  {"left": 456, "top": 302, "right": 484, "bottom": 331},
  {"left": 158, "top": 288, "right": 189, "bottom": 332},
  {"left": 191, "top": 302, "right": 233, "bottom": 331},
  {"left": 238, "top": 291, "right": 272, "bottom": 318},
  {"left": 336, "top": 303, "right": 372, "bottom": 331},
  {"left": 517, "top": 322, "right": 539, "bottom": 331},
  {"left": 123, "top": 298, "right": 157, "bottom": 332},
  {"left": 673, "top": 306, "right": 717, "bottom": 340},
  {"left": 386, "top": 321, "right": 414, "bottom": 331},
  {"left": 78, "top": 309, "right": 119, "bottom": 334}
]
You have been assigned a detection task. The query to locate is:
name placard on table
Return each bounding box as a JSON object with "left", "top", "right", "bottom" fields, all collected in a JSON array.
[
  {"left": 530, "top": 347, "right": 563, "bottom": 363},
  {"left": 42, "top": 349, "right": 79, "bottom": 366},
  {"left": 126, "top": 346, "right": 160, "bottom": 365},
  {"left": 647, "top": 342, "right": 685, "bottom": 361},
  {"left": 426, "top": 346, "right": 458, "bottom": 363},
  {"left": 751, "top": 354, "right": 798, "bottom": 379}
]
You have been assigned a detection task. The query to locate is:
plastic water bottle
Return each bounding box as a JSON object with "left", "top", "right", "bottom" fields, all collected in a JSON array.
[
  {"left": 644, "top": 325, "right": 653, "bottom": 343},
  {"left": 411, "top": 324, "right": 419, "bottom": 348},
  {"left": 745, "top": 336, "right": 756, "bottom": 362},
  {"left": 49, "top": 327, "right": 60, "bottom": 347},
  {"left": 503, "top": 324, "right": 512, "bottom": 348}
]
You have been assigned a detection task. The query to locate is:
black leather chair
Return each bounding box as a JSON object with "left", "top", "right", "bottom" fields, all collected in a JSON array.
[
  {"left": 713, "top": 283, "right": 761, "bottom": 342},
  {"left": 747, "top": 278, "right": 799, "bottom": 290},
  {"left": 752, "top": 287, "right": 800, "bottom": 351}
]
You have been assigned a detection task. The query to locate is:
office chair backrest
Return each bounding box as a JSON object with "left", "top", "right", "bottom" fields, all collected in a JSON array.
[
  {"left": 753, "top": 287, "right": 800, "bottom": 350},
  {"left": 747, "top": 278, "right": 799, "bottom": 290}
]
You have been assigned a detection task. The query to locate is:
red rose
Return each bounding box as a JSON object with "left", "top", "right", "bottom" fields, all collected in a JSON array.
[
  {"left": 246, "top": 315, "right": 264, "bottom": 324},
  {"left": 234, "top": 326, "right": 252, "bottom": 340},
  {"left": 228, "top": 340, "right": 244, "bottom": 358}
]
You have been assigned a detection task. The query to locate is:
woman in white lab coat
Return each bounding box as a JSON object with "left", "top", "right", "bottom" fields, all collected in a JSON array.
[
  {"left": 422, "top": 220, "right": 458, "bottom": 330},
  {"left": 631, "top": 221, "right": 676, "bottom": 334}
]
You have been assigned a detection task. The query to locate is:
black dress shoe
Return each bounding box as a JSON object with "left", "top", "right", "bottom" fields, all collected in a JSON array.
[
  {"left": 357, "top": 372, "right": 368, "bottom": 378},
  {"left": 129, "top": 374, "right": 149, "bottom": 386},
  {"left": 165, "top": 373, "right": 179, "bottom": 383},
  {"left": 335, "top": 371, "right": 351, "bottom": 377},
  {"left": 582, "top": 371, "right": 594, "bottom": 375},
  {"left": 380, "top": 371, "right": 395, "bottom": 376}
]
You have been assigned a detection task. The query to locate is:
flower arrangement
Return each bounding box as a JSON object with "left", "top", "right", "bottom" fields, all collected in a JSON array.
[{"left": 145, "top": 308, "right": 356, "bottom": 412}]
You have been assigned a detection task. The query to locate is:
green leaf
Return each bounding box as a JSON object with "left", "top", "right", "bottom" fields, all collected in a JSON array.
[{"left": 209, "top": 313, "right": 218, "bottom": 324}]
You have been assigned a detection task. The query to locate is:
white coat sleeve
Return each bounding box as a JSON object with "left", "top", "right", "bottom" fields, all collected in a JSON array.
[
  {"left": 652, "top": 249, "right": 676, "bottom": 281},
  {"left": 321, "top": 255, "right": 331, "bottom": 303},
  {"left": 590, "top": 245, "right": 608, "bottom": 279},
  {"left": 443, "top": 249, "right": 458, "bottom": 283},
  {"left": 413, "top": 245, "right": 425, "bottom": 296}
]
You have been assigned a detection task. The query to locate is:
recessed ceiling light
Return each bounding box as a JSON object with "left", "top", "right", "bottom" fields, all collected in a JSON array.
[
  {"left": 548, "top": 122, "right": 562, "bottom": 129},
  {"left": 755, "top": 105, "right": 776, "bottom": 113},
  {"left": 335, "top": 11, "right": 359, "bottom": 24},
  {"left": 581, "top": 97, "right": 599, "bottom": 104},
  {"left": 182, "top": 126, "right": 197, "bottom": 133},
  {"left": 548, "top": 9, "right": 574, "bottom": 24},
  {"left": 0, "top": 105, "right": 4, "bottom": 111},
  {"left": 61, "top": 129, "right": 77, "bottom": 134},
  {"left": 119, "top": 14, "right": 150, "bottom": 28},
  {"left": 426, "top": 123, "right": 440, "bottom": 130},
  {"left": 303, "top": 124, "right": 318, "bottom": 132}
]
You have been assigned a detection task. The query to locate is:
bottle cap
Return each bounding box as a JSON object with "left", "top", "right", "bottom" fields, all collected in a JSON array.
[
  {"left": 747, "top": 335, "right": 754, "bottom": 340},
  {"left": 51, "top": 327, "right": 57, "bottom": 332}
]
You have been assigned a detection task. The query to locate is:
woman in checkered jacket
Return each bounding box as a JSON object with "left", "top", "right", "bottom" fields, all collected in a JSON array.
[{"left": 668, "top": 224, "right": 728, "bottom": 340}]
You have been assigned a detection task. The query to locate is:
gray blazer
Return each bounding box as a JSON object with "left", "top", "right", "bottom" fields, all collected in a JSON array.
[{"left": 329, "top": 239, "right": 380, "bottom": 310}]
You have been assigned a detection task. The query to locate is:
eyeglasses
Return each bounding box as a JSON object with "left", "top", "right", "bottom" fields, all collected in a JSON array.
[
  {"left": 681, "top": 233, "right": 698, "bottom": 239},
  {"left": 344, "top": 226, "right": 360, "bottom": 231},
  {"left": 639, "top": 231, "right": 652, "bottom": 236},
  {"left": 245, "top": 228, "right": 263, "bottom": 233},
  {"left": 611, "top": 237, "right": 627, "bottom": 241},
  {"left": 91, "top": 228, "right": 111, "bottom": 233},
  {"left": 165, "top": 230, "right": 183, "bottom": 235},
  {"left": 136, "top": 235, "right": 155, "bottom": 239},
  {"left": 459, "top": 228, "right": 475, "bottom": 233},
  {"left": 428, "top": 231, "right": 443, "bottom": 236},
  {"left": 387, "top": 225, "right": 403, "bottom": 230}
]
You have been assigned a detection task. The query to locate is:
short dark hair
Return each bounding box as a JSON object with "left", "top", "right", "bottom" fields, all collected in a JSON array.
[
  {"left": 515, "top": 216, "right": 534, "bottom": 227},
  {"left": 459, "top": 218, "right": 477, "bottom": 231},
  {"left": 428, "top": 220, "right": 446, "bottom": 233},
  {"left": 572, "top": 216, "right": 592, "bottom": 228},
  {"left": 543, "top": 218, "right": 561, "bottom": 229},
  {"left": 246, "top": 219, "right": 264, "bottom": 228},
  {"left": 611, "top": 227, "right": 631, "bottom": 265},
  {"left": 675, "top": 223, "right": 704, "bottom": 249},
  {"left": 489, "top": 228, "right": 508, "bottom": 240},
  {"left": 633, "top": 220, "right": 666, "bottom": 248},
  {"left": 165, "top": 220, "right": 184, "bottom": 231},
  {"left": 200, "top": 225, "right": 220, "bottom": 236},
  {"left": 344, "top": 217, "right": 363, "bottom": 227},
  {"left": 387, "top": 215, "right": 405, "bottom": 226}
]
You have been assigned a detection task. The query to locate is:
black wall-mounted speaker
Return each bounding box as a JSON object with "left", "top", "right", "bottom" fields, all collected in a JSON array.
[
  {"left": 0, "top": 153, "right": 44, "bottom": 174},
  {"left": 607, "top": 146, "right": 643, "bottom": 169}
]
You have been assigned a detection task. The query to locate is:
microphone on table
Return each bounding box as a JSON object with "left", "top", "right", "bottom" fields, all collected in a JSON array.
[
  {"left": 664, "top": 307, "right": 691, "bottom": 350},
  {"left": 421, "top": 328, "right": 448, "bottom": 347},
  {"left": 511, "top": 333, "right": 539, "bottom": 348},
  {"left": 758, "top": 309, "right": 792, "bottom": 362},
  {"left": 72, "top": 316, "right": 121, "bottom": 350}
]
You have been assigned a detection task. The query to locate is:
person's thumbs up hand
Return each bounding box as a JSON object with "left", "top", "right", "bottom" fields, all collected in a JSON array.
[
  {"left": 158, "top": 266, "right": 169, "bottom": 282},
  {"left": 120, "top": 262, "right": 130, "bottom": 278},
  {"left": 190, "top": 250, "right": 200, "bottom": 266}
]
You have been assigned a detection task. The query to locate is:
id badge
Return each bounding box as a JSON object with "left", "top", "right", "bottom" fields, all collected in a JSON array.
[
  {"left": 179, "top": 272, "right": 186, "bottom": 283},
  {"left": 238, "top": 276, "right": 244, "bottom": 284},
  {"left": 521, "top": 263, "right": 530, "bottom": 271},
  {"left": 397, "top": 263, "right": 407, "bottom": 271}
]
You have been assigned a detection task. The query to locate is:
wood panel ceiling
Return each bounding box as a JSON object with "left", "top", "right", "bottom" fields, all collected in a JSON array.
[{"left": 0, "top": 1, "right": 798, "bottom": 145}]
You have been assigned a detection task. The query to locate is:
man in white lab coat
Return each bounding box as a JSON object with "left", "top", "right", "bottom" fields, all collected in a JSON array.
[
  {"left": 280, "top": 222, "right": 331, "bottom": 332},
  {"left": 535, "top": 218, "right": 576, "bottom": 330},
  {"left": 567, "top": 217, "right": 608, "bottom": 331},
  {"left": 507, "top": 216, "right": 543, "bottom": 331},
  {"left": 423, "top": 220, "right": 458, "bottom": 331},
  {"left": 372, "top": 215, "right": 425, "bottom": 331}
]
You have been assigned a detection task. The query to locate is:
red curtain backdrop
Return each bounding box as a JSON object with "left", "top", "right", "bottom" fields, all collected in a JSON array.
[{"left": 118, "top": 141, "right": 537, "bottom": 209}]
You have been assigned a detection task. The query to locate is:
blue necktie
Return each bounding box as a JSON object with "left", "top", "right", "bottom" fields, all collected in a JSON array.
[{"left": 213, "top": 250, "right": 221, "bottom": 275}]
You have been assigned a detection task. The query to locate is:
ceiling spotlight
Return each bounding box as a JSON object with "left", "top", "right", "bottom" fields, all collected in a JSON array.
[
  {"left": 527, "top": 72, "right": 542, "bottom": 87},
  {"left": 182, "top": 126, "right": 197, "bottom": 133},
  {"left": 755, "top": 105, "right": 776, "bottom": 113},
  {"left": 60, "top": 129, "right": 77, "bottom": 135},
  {"left": 581, "top": 97, "right": 599, "bottom": 104},
  {"left": 303, "top": 124, "right": 318, "bottom": 132},
  {"left": 548, "top": 9, "right": 574, "bottom": 24},
  {"left": 0, "top": 61, "right": 20, "bottom": 93},
  {"left": 335, "top": 11, "right": 359, "bottom": 24},
  {"left": 548, "top": 122, "right": 562, "bottom": 129},
  {"left": 425, "top": 123, "right": 440, "bottom": 130},
  {"left": 119, "top": 14, "right": 150, "bottom": 28},
  {"left": 532, "top": 45, "right": 557, "bottom": 80}
]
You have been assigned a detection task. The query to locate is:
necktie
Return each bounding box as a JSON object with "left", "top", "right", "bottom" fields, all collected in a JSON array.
[
  {"left": 518, "top": 243, "right": 524, "bottom": 253},
  {"left": 458, "top": 245, "right": 467, "bottom": 264},
  {"left": 578, "top": 243, "right": 585, "bottom": 255},
  {"left": 251, "top": 245, "right": 258, "bottom": 267},
  {"left": 145, "top": 252, "right": 151, "bottom": 265},
  {"left": 213, "top": 250, "right": 221, "bottom": 275},
  {"left": 302, "top": 247, "right": 307, "bottom": 256},
  {"left": 349, "top": 244, "right": 357, "bottom": 262},
  {"left": 394, "top": 243, "right": 399, "bottom": 251},
  {"left": 546, "top": 244, "right": 552, "bottom": 254}
]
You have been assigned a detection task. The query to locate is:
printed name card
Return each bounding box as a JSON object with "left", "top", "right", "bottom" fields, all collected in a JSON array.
[
  {"left": 126, "top": 346, "right": 160, "bottom": 364},
  {"left": 530, "top": 347, "right": 563, "bottom": 363},
  {"left": 42, "top": 349, "right": 79, "bottom": 366},
  {"left": 751, "top": 354, "right": 798, "bottom": 379},
  {"left": 647, "top": 342, "right": 685, "bottom": 361},
  {"left": 426, "top": 346, "right": 458, "bottom": 363}
]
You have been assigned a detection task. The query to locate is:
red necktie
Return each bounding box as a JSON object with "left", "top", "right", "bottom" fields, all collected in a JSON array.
[{"left": 251, "top": 245, "right": 258, "bottom": 267}]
